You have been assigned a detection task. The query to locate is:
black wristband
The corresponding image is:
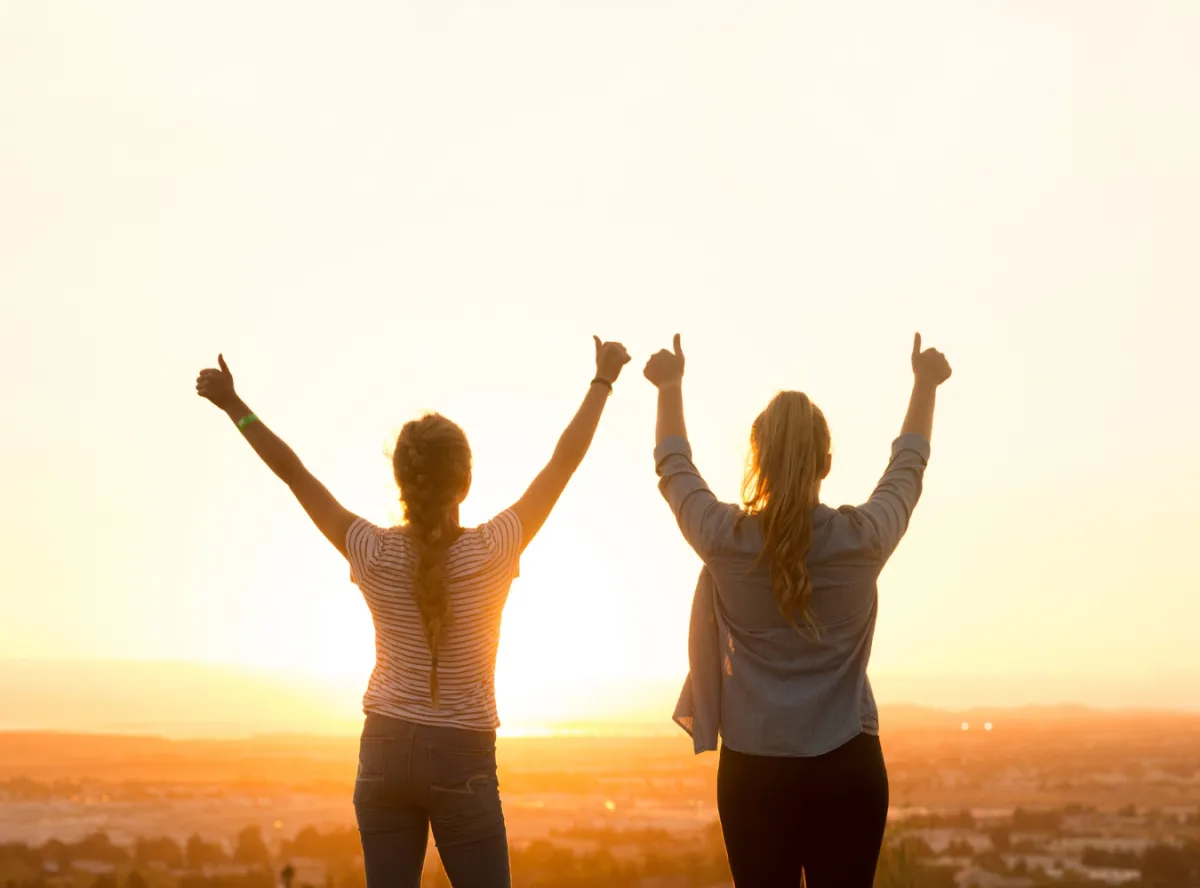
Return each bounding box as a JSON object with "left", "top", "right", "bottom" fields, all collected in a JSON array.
[{"left": 590, "top": 377, "right": 613, "bottom": 393}]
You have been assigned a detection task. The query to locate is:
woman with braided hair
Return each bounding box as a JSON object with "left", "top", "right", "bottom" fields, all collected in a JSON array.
[{"left": 196, "top": 335, "right": 632, "bottom": 888}]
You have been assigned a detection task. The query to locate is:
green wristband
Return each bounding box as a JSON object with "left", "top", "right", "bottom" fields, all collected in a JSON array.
[{"left": 236, "top": 414, "right": 259, "bottom": 430}]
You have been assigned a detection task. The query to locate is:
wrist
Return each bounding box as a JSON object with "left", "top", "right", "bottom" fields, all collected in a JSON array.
[
  {"left": 224, "top": 397, "right": 250, "bottom": 419},
  {"left": 590, "top": 377, "right": 614, "bottom": 393},
  {"left": 656, "top": 379, "right": 683, "bottom": 392},
  {"left": 912, "top": 378, "right": 938, "bottom": 396}
]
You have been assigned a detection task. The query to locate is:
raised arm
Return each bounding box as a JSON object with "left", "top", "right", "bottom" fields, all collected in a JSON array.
[
  {"left": 645, "top": 335, "right": 738, "bottom": 559},
  {"left": 509, "top": 337, "right": 631, "bottom": 549},
  {"left": 901, "top": 332, "right": 950, "bottom": 440},
  {"left": 196, "top": 355, "right": 359, "bottom": 558},
  {"left": 858, "top": 333, "right": 952, "bottom": 560},
  {"left": 650, "top": 334, "right": 688, "bottom": 446}
]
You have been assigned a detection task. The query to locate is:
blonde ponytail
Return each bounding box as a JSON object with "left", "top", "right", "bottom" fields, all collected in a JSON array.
[{"left": 742, "top": 391, "right": 831, "bottom": 635}]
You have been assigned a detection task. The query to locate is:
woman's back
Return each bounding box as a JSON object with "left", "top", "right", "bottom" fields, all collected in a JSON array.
[
  {"left": 711, "top": 506, "right": 884, "bottom": 631},
  {"left": 656, "top": 433, "right": 931, "bottom": 756},
  {"left": 644, "top": 332, "right": 951, "bottom": 888},
  {"left": 346, "top": 510, "right": 523, "bottom": 731},
  {"left": 196, "top": 338, "right": 635, "bottom": 888}
]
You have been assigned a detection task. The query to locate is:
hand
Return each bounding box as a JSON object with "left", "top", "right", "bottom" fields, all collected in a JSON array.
[
  {"left": 593, "top": 336, "right": 632, "bottom": 385},
  {"left": 643, "top": 334, "right": 685, "bottom": 388},
  {"left": 911, "top": 333, "right": 952, "bottom": 388},
  {"left": 196, "top": 354, "right": 240, "bottom": 411}
]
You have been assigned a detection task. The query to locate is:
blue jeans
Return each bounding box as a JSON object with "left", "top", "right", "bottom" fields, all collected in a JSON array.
[{"left": 353, "top": 713, "right": 510, "bottom": 888}]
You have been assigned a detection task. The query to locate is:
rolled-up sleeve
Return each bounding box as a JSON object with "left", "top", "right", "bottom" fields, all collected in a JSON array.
[
  {"left": 857, "top": 433, "right": 931, "bottom": 561},
  {"left": 655, "top": 436, "right": 738, "bottom": 559}
]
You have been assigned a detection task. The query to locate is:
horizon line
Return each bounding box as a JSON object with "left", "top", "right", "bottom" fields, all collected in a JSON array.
[{"left": 3, "top": 702, "right": 1200, "bottom": 744}]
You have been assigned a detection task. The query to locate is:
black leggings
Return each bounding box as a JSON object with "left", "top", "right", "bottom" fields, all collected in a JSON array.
[{"left": 717, "top": 733, "right": 889, "bottom": 888}]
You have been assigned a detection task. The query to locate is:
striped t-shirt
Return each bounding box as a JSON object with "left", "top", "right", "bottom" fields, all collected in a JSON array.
[{"left": 346, "top": 509, "right": 523, "bottom": 732}]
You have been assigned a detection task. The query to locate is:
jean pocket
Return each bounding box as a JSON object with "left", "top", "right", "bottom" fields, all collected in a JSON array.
[
  {"left": 353, "top": 737, "right": 389, "bottom": 807},
  {"left": 429, "top": 746, "right": 497, "bottom": 798}
]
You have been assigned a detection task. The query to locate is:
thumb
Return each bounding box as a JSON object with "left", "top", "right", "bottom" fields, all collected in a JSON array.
[
  {"left": 594, "top": 335, "right": 602, "bottom": 357},
  {"left": 673, "top": 334, "right": 684, "bottom": 360},
  {"left": 218, "top": 353, "right": 230, "bottom": 375},
  {"left": 912, "top": 333, "right": 922, "bottom": 360}
]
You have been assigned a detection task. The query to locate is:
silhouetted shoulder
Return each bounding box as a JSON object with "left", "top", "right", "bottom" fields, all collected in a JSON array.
[
  {"left": 468, "top": 509, "right": 523, "bottom": 579},
  {"left": 813, "top": 504, "right": 893, "bottom": 565},
  {"left": 346, "top": 519, "right": 415, "bottom": 586}
]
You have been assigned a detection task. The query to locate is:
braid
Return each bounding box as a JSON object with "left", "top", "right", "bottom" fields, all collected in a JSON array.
[{"left": 394, "top": 415, "right": 472, "bottom": 708}]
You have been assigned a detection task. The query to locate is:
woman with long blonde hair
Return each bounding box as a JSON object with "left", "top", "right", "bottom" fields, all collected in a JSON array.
[
  {"left": 644, "top": 333, "right": 952, "bottom": 887},
  {"left": 196, "top": 336, "right": 631, "bottom": 888}
]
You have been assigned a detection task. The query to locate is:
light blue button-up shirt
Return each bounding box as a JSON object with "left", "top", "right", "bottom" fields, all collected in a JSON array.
[{"left": 657, "top": 433, "right": 931, "bottom": 757}]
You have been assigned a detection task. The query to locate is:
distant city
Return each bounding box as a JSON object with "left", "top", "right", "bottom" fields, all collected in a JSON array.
[{"left": 2, "top": 707, "right": 1198, "bottom": 886}]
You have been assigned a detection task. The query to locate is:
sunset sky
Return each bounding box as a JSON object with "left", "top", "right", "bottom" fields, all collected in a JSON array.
[{"left": 2, "top": 2, "right": 1199, "bottom": 734}]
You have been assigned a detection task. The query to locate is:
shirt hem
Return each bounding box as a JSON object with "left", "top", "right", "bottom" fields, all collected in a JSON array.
[
  {"left": 721, "top": 723, "right": 874, "bottom": 759},
  {"left": 363, "top": 703, "right": 500, "bottom": 734}
]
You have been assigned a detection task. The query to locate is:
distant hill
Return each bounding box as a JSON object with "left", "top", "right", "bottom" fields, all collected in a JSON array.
[
  {"left": 1, "top": 658, "right": 1197, "bottom": 740},
  {"left": 3, "top": 708, "right": 1200, "bottom": 787}
]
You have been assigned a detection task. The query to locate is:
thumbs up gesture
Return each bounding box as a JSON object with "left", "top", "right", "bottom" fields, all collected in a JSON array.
[
  {"left": 594, "top": 336, "right": 632, "bottom": 385},
  {"left": 911, "top": 333, "right": 952, "bottom": 388},
  {"left": 644, "top": 334, "right": 686, "bottom": 389},
  {"left": 195, "top": 354, "right": 240, "bottom": 410}
]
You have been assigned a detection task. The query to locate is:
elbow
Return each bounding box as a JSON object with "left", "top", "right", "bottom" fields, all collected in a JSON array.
[
  {"left": 277, "top": 455, "right": 307, "bottom": 487},
  {"left": 550, "top": 442, "right": 586, "bottom": 475}
]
